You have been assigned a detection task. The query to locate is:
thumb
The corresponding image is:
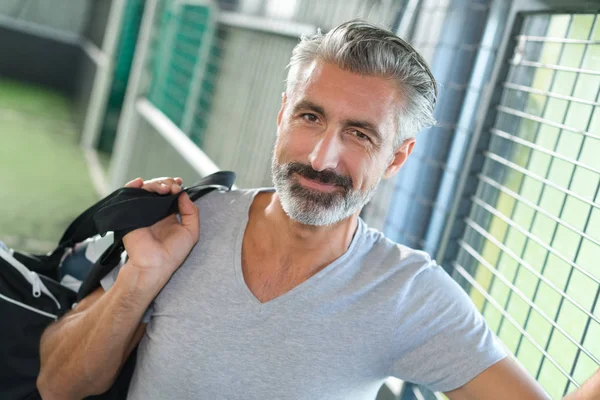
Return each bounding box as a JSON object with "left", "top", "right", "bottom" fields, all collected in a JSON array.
[{"left": 177, "top": 192, "right": 199, "bottom": 234}]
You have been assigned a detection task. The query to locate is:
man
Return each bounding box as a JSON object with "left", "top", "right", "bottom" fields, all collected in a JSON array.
[{"left": 38, "top": 20, "right": 571, "bottom": 399}]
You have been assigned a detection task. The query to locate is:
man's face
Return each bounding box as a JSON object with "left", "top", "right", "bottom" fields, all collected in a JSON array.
[{"left": 271, "top": 61, "right": 414, "bottom": 226}]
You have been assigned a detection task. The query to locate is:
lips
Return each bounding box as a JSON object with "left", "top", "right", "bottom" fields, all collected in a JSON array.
[
  {"left": 284, "top": 162, "right": 352, "bottom": 192},
  {"left": 296, "top": 174, "right": 340, "bottom": 192}
]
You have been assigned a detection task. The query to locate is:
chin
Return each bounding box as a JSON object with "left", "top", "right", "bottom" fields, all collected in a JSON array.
[{"left": 280, "top": 196, "right": 353, "bottom": 227}]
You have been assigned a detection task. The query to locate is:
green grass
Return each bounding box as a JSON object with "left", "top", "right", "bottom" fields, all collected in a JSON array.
[
  {"left": 0, "top": 79, "right": 99, "bottom": 253},
  {"left": 0, "top": 78, "right": 74, "bottom": 122}
]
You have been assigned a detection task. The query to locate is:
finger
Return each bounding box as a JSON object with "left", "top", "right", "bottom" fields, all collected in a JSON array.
[
  {"left": 139, "top": 181, "right": 168, "bottom": 194},
  {"left": 125, "top": 177, "right": 144, "bottom": 188},
  {"left": 177, "top": 192, "right": 199, "bottom": 237},
  {"left": 145, "top": 181, "right": 180, "bottom": 194},
  {"left": 171, "top": 183, "right": 182, "bottom": 195},
  {"left": 142, "top": 177, "right": 179, "bottom": 194},
  {"left": 174, "top": 177, "right": 183, "bottom": 185},
  {"left": 145, "top": 177, "right": 177, "bottom": 185}
]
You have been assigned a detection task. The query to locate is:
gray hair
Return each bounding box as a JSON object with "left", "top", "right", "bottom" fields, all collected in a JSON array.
[{"left": 285, "top": 19, "right": 437, "bottom": 148}]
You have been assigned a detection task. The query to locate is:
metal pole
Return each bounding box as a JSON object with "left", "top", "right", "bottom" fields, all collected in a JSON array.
[
  {"left": 110, "top": 0, "right": 159, "bottom": 189},
  {"left": 80, "top": 0, "right": 127, "bottom": 150}
]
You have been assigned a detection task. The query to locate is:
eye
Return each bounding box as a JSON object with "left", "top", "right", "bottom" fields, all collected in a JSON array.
[
  {"left": 352, "top": 130, "right": 371, "bottom": 142},
  {"left": 301, "top": 113, "right": 319, "bottom": 123}
]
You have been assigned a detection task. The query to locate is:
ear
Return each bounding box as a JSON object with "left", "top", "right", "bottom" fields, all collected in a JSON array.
[
  {"left": 277, "top": 92, "right": 288, "bottom": 127},
  {"left": 383, "top": 138, "right": 416, "bottom": 179}
]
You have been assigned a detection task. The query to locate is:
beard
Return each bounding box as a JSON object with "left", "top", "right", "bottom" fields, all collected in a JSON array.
[{"left": 271, "top": 156, "right": 380, "bottom": 226}]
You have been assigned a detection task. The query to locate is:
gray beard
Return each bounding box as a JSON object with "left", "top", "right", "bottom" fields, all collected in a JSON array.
[{"left": 271, "top": 159, "right": 379, "bottom": 226}]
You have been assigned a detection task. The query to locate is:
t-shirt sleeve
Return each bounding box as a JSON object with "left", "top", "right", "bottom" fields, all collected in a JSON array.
[
  {"left": 389, "top": 260, "right": 507, "bottom": 393},
  {"left": 100, "top": 258, "right": 154, "bottom": 324}
]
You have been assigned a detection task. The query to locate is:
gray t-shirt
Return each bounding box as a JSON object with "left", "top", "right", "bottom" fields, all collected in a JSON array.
[{"left": 102, "top": 188, "right": 505, "bottom": 399}]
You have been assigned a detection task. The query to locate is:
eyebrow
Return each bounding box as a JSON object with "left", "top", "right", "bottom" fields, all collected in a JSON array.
[
  {"left": 341, "top": 118, "right": 383, "bottom": 143},
  {"left": 293, "top": 100, "right": 327, "bottom": 118},
  {"left": 293, "top": 99, "right": 383, "bottom": 144}
]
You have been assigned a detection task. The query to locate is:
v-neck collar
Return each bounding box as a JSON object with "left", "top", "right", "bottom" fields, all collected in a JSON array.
[{"left": 232, "top": 188, "right": 365, "bottom": 312}]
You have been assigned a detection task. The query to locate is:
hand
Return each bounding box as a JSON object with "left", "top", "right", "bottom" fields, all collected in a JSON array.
[{"left": 120, "top": 177, "right": 199, "bottom": 295}]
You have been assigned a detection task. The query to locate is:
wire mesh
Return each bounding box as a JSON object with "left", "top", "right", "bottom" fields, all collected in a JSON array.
[{"left": 454, "top": 12, "right": 600, "bottom": 399}]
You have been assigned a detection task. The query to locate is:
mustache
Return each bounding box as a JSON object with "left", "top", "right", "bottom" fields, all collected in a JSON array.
[{"left": 285, "top": 162, "right": 353, "bottom": 189}]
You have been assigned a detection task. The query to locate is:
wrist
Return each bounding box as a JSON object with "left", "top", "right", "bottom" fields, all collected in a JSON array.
[{"left": 115, "top": 262, "right": 164, "bottom": 304}]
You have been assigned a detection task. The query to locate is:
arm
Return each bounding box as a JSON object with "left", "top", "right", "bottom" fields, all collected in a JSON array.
[
  {"left": 37, "top": 177, "right": 198, "bottom": 399},
  {"left": 37, "top": 270, "right": 151, "bottom": 399},
  {"left": 445, "top": 357, "right": 600, "bottom": 400},
  {"left": 564, "top": 368, "right": 600, "bottom": 400},
  {"left": 444, "top": 358, "right": 550, "bottom": 400}
]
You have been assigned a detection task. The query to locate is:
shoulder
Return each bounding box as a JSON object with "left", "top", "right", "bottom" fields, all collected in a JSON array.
[
  {"left": 359, "top": 224, "right": 506, "bottom": 391},
  {"left": 193, "top": 187, "right": 255, "bottom": 204},
  {"left": 190, "top": 187, "right": 270, "bottom": 231},
  {"left": 359, "top": 224, "right": 437, "bottom": 280},
  {"left": 193, "top": 187, "right": 264, "bottom": 211},
  {"left": 358, "top": 224, "right": 471, "bottom": 308}
]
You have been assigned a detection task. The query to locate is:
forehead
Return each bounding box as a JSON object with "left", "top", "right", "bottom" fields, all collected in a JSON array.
[{"left": 290, "top": 61, "right": 402, "bottom": 137}]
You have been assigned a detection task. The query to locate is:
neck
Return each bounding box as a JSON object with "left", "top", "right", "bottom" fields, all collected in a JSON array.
[{"left": 249, "top": 191, "right": 359, "bottom": 272}]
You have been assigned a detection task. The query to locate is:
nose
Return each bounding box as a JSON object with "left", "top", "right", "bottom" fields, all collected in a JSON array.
[{"left": 308, "top": 130, "right": 341, "bottom": 172}]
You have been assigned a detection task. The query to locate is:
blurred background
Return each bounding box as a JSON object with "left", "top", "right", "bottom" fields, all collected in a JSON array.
[{"left": 0, "top": 0, "right": 598, "bottom": 398}]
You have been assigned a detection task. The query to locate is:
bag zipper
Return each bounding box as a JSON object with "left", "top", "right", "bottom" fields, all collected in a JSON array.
[{"left": 0, "top": 247, "right": 62, "bottom": 310}]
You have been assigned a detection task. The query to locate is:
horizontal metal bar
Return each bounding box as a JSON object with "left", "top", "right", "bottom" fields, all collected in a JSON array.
[
  {"left": 502, "top": 82, "right": 600, "bottom": 107},
  {"left": 136, "top": 98, "right": 232, "bottom": 182},
  {"left": 170, "top": 51, "right": 197, "bottom": 69},
  {"left": 170, "top": 61, "right": 195, "bottom": 79},
  {"left": 383, "top": 378, "right": 403, "bottom": 396},
  {"left": 411, "top": 386, "right": 426, "bottom": 400},
  {"left": 454, "top": 263, "right": 581, "bottom": 388},
  {"left": 162, "top": 89, "right": 187, "bottom": 108},
  {"left": 516, "top": 35, "right": 600, "bottom": 45},
  {"left": 496, "top": 106, "right": 600, "bottom": 141},
  {"left": 509, "top": 59, "right": 600, "bottom": 76},
  {"left": 0, "top": 14, "right": 80, "bottom": 45},
  {"left": 217, "top": 11, "right": 316, "bottom": 38},
  {"left": 173, "top": 36, "right": 203, "bottom": 54},
  {"left": 491, "top": 128, "right": 600, "bottom": 175},
  {"left": 464, "top": 218, "right": 600, "bottom": 326},
  {"left": 460, "top": 234, "right": 600, "bottom": 365},
  {"left": 167, "top": 67, "right": 194, "bottom": 87},
  {"left": 82, "top": 39, "right": 109, "bottom": 67},
  {"left": 484, "top": 152, "right": 600, "bottom": 210},
  {"left": 477, "top": 175, "right": 600, "bottom": 284},
  {"left": 165, "top": 68, "right": 192, "bottom": 86},
  {"left": 175, "top": 27, "right": 205, "bottom": 43}
]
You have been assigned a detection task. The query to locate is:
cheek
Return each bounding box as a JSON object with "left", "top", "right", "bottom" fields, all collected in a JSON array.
[
  {"left": 343, "top": 159, "right": 367, "bottom": 188},
  {"left": 273, "top": 137, "right": 287, "bottom": 165},
  {"left": 274, "top": 132, "right": 302, "bottom": 165},
  {"left": 277, "top": 126, "right": 318, "bottom": 159},
  {"left": 348, "top": 157, "right": 387, "bottom": 190}
]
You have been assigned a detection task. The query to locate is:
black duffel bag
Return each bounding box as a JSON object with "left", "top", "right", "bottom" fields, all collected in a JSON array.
[{"left": 1, "top": 171, "right": 235, "bottom": 399}]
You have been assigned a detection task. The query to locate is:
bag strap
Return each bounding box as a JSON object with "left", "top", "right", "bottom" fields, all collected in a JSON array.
[
  {"left": 55, "top": 171, "right": 235, "bottom": 249},
  {"left": 75, "top": 171, "right": 235, "bottom": 300}
]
